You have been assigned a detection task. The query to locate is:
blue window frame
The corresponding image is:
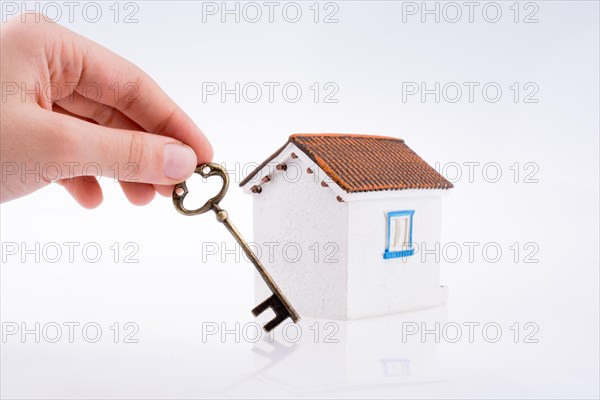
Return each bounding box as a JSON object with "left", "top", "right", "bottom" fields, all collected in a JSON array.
[{"left": 384, "top": 210, "right": 415, "bottom": 259}]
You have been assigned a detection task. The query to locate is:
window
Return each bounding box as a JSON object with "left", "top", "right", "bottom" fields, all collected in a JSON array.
[{"left": 384, "top": 210, "right": 415, "bottom": 259}]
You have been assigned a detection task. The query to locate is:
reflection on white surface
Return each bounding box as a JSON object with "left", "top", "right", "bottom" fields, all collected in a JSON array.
[
  {"left": 218, "top": 308, "right": 446, "bottom": 397},
  {"left": 0, "top": 305, "right": 447, "bottom": 399}
]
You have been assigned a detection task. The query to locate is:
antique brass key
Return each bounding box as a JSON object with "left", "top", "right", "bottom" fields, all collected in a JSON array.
[{"left": 172, "top": 163, "right": 300, "bottom": 332}]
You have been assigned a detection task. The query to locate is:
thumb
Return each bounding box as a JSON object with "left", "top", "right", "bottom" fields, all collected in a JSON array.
[{"left": 56, "top": 113, "right": 198, "bottom": 184}]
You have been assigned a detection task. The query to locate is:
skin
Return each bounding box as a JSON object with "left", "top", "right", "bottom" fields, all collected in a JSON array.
[{"left": 0, "top": 15, "right": 213, "bottom": 208}]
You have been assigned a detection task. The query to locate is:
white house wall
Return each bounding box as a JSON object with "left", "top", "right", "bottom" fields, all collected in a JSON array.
[
  {"left": 346, "top": 195, "right": 447, "bottom": 319},
  {"left": 252, "top": 157, "right": 350, "bottom": 319}
]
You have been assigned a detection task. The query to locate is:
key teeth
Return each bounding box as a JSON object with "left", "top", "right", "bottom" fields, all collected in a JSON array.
[{"left": 252, "top": 294, "right": 292, "bottom": 332}]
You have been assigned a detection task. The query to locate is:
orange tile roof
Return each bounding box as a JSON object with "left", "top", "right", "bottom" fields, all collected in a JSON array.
[{"left": 240, "top": 134, "right": 453, "bottom": 193}]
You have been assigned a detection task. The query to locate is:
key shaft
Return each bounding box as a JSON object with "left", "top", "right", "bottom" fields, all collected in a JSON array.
[{"left": 211, "top": 203, "right": 300, "bottom": 324}]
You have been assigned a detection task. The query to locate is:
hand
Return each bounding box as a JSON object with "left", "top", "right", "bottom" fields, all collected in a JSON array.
[{"left": 0, "top": 14, "right": 212, "bottom": 208}]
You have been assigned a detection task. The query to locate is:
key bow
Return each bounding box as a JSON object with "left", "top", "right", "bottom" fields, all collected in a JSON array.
[{"left": 173, "top": 163, "right": 229, "bottom": 216}]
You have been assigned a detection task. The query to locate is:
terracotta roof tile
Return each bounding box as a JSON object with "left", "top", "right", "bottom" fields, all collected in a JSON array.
[{"left": 240, "top": 134, "right": 453, "bottom": 192}]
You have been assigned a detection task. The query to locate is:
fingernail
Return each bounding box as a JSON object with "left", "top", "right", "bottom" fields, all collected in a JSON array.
[{"left": 163, "top": 144, "right": 196, "bottom": 180}]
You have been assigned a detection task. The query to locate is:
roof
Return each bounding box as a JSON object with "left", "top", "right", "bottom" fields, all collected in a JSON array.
[{"left": 240, "top": 134, "right": 453, "bottom": 193}]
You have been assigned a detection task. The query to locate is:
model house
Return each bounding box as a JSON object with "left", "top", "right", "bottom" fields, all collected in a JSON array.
[{"left": 240, "top": 134, "right": 453, "bottom": 319}]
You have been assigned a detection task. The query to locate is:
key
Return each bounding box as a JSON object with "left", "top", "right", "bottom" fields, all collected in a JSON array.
[{"left": 172, "top": 163, "right": 300, "bottom": 332}]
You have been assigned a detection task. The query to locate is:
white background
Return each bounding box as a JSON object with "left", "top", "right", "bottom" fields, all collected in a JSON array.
[{"left": 1, "top": 1, "right": 599, "bottom": 398}]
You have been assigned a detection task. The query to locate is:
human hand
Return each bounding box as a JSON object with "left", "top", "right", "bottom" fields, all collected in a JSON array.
[{"left": 0, "top": 15, "right": 212, "bottom": 208}]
